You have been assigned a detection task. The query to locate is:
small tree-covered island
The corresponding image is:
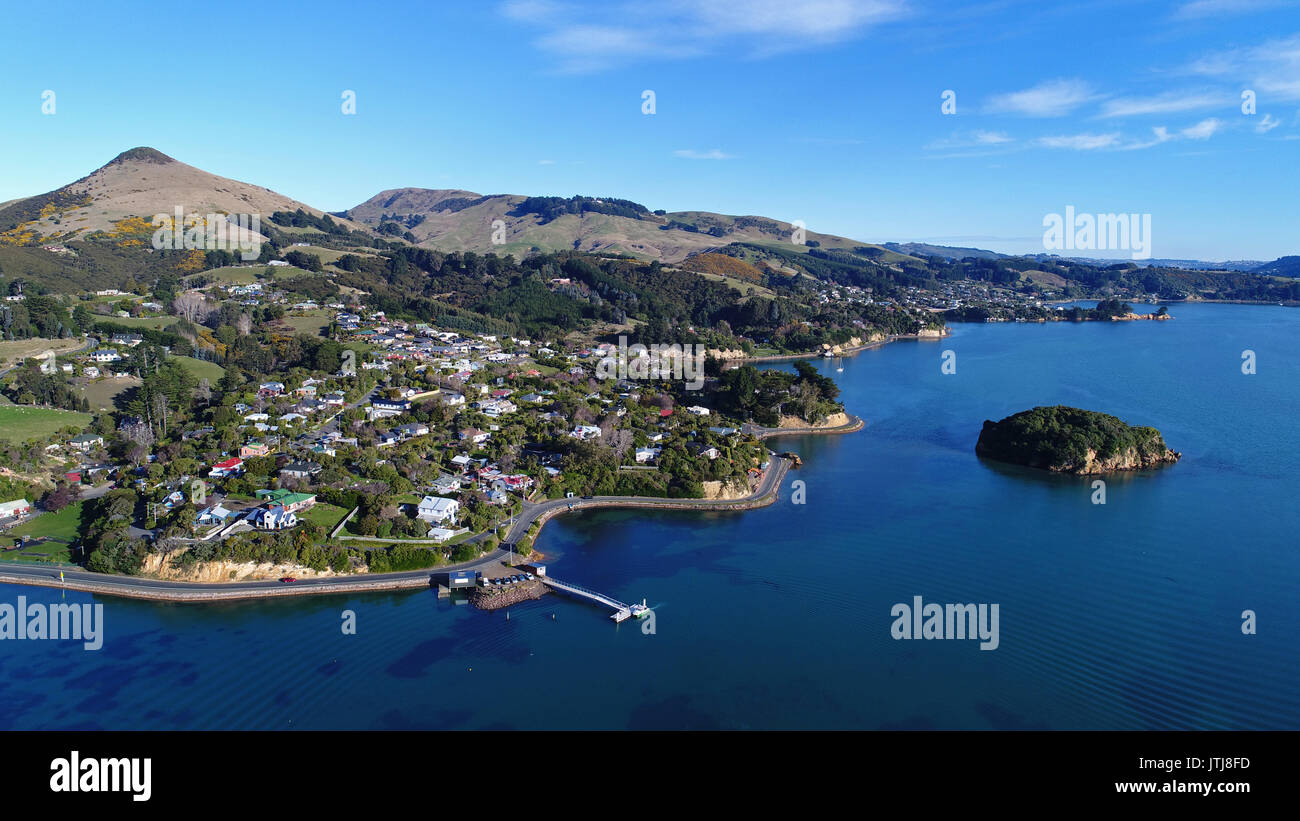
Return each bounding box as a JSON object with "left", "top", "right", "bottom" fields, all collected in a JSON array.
[{"left": 975, "top": 406, "right": 1181, "bottom": 475}]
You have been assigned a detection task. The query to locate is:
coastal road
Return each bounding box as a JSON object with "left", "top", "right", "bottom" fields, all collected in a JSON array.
[
  {"left": 0, "top": 456, "right": 797, "bottom": 601},
  {"left": 0, "top": 545, "right": 509, "bottom": 600},
  {"left": 741, "top": 413, "right": 864, "bottom": 439},
  {"left": 502, "top": 454, "right": 793, "bottom": 544}
]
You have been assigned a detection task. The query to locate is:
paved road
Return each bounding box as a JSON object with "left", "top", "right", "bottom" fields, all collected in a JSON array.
[
  {"left": 316, "top": 385, "right": 379, "bottom": 436},
  {"left": 741, "top": 414, "right": 864, "bottom": 439},
  {"left": 503, "top": 454, "right": 792, "bottom": 543},
  {"left": 0, "top": 545, "right": 508, "bottom": 597},
  {"left": 0, "top": 459, "right": 793, "bottom": 599}
]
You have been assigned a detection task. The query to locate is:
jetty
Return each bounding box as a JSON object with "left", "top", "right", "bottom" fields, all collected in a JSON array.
[{"left": 541, "top": 575, "right": 646, "bottom": 622}]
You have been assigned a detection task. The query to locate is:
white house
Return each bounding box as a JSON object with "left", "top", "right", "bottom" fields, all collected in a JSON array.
[
  {"left": 90, "top": 349, "right": 122, "bottom": 363},
  {"left": 417, "top": 496, "right": 459, "bottom": 524},
  {"left": 570, "top": 425, "right": 602, "bottom": 440},
  {"left": 68, "top": 433, "right": 105, "bottom": 452},
  {"left": 252, "top": 506, "right": 296, "bottom": 530},
  {"left": 635, "top": 447, "right": 662, "bottom": 463},
  {"left": 431, "top": 475, "right": 461, "bottom": 495},
  {"left": 0, "top": 498, "right": 32, "bottom": 519},
  {"left": 686, "top": 405, "right": 711, "bottom": 416}
]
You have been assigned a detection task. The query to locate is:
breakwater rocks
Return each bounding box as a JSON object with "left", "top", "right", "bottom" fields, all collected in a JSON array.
[{"left": 471, "top": 579, "right": 546, "bottom": 611}]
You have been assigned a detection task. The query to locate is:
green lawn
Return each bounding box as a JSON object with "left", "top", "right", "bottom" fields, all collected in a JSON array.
[
  {"left": 95, "top": 315, "right": 174, "bottom": 330},
  {"left": 299, "top": 502, "right": 348, "bottom": 531},
  {"left": 280, "top": 312, "right": 331, "bottom": 336},
  {"left": 0, "top": 405, "right": 92, "bottom": 442},
  {"left": 8, "top": 501, "right": 85, "bottom": 543},
  {"left": 76, "top": 375, "right": 140, "bottom": 412},
  {"left": 171, "top": 355, "right": 225, "bottom": 381}
]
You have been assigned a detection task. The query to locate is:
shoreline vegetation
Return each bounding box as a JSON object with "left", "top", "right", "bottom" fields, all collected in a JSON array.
[{"left": 0, "top": 455, "right": 805, "bottom": 601}]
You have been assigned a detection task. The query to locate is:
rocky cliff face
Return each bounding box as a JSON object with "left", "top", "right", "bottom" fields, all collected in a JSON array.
[
  {"left": 1064, "top": 445, "right": 1181, "bottom": 475},
  {"left": 139, "top": 551, "right": 353, "bottom": 582}
]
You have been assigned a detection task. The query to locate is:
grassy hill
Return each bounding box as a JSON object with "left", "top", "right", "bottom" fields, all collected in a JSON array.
[{"left": 0, "top": 405, "right": 91, "bottom": 442}]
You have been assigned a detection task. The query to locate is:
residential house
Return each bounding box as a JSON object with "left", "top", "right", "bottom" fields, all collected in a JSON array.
[
  {"left": 240, "top": 442, "right": 271, "bottom": 458},
  {"left": 68, "top": 433, "right": 104, "bottom": 452},
  {"left": 279, "top": 461, "right": 321, "bottom": 480},
  {"left": 416, "top": 496, "right": 459, "bottom": 524},
  {"left": 369, "top": 397, "right": 410, "bottom": 418},
  {"left": 252, "top": 505, "right": 297, "bottom": 530},
  {"left": 195, "top": 504, "right": 235, "bottom": 526},
  {"left": 257, "top": 489, "right": 317, "bottom": 513},
  {"left": 458, "top": 428, "right": 490, "bottom": 445},
  {"left": 395, "top": 422, "right": 430, "bottom": 439},
  {"left": 208, "top": 457, "right": 244, "bottom": 478},
  {"left": 0, "top": 499, "right": 32, "bottom": 519},
  {"left": 431, "top": 475, "right": 461, "bottom": 495}
]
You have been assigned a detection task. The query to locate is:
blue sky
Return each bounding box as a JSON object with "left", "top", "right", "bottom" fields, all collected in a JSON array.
[{"left": 1, "top": 0, "right": 1298, "bottom": 260}]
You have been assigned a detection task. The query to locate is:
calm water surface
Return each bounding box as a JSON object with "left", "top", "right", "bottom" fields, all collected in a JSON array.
[{"left": 1, "top": 302, "right": 1296, "bottom": 729}]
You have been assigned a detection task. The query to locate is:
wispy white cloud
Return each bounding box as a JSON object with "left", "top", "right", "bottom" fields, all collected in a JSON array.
[
  {"left": 538, "top": 159, "right": 556, "bottom": 165},
  {"left": 1036, "top": 132, "right": 1121, "bottom": 150},
  {"left": 1256, "top": 113, "right": 1281, "bottom": 132},
  {"left": 985, "top": 79, "right": 1100, "bottom": 117},
  {"left": 923, "top": 130, "right": 1016, "bottom": 154},
  {"left": 1187, "top": 33, "right": 1300, "bottom": 101},
  {"left": 1098, "top": 90, "right": 1230, "bottom": 118},
  {"left": 500, "top": 0, "right": 908, "bottom": 72},
  {"left": 1181, "top": 117, "right": 1224, "bottom": 139},
  {"left": 674, "top": 148, "right": 735, "bottom": 159},
  {"left": 1173, "top": 0, "right": 1294, "bottom": 19}
]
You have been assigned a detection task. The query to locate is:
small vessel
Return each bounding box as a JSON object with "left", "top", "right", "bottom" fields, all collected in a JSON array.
[
  {"left": 822, "top": 350, "right": 834, "bottom": 358},
  {"left": 631, "top": 599, "right": 651, "bottom": 618}
]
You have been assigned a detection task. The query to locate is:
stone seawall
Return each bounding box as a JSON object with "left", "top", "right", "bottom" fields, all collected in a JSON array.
[{"left": 0, "top": 571, "right": 432, "bottom": 602}]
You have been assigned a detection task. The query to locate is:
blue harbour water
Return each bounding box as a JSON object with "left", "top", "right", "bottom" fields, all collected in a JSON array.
[{"left": 1, "top": 302, "right": 1296, "bottom": 730}]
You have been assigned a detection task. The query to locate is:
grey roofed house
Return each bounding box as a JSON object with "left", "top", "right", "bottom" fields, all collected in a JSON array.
[{"left": 279, "top": 461, "right": 322, "bottom": 478}]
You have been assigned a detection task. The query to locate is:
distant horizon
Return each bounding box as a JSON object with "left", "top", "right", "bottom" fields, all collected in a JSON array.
[{"left": 3, "top": 1, "right": 1299, "bottom": 260}]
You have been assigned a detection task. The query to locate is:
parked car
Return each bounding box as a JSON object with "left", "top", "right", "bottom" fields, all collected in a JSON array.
[{"left": 279, "top": 577, "right": 297, "bottom": 584}]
